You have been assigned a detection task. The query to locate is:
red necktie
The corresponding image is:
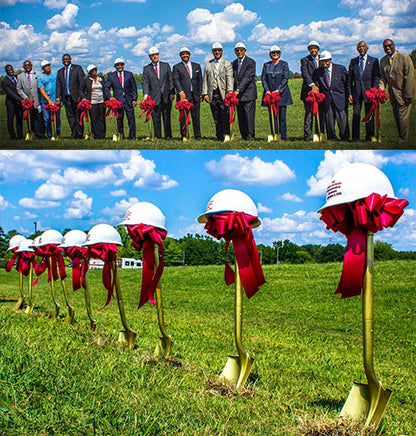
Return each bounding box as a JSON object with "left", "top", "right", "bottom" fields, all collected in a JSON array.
[
  {"left": 185, "top": 63, "right": 191, "bottom": 78},
  {"left": 154, "top": 64, "right": 158, "bottom": 78},
  {"left": 118, "top": 72, "right": 123, "bottom": 87}
]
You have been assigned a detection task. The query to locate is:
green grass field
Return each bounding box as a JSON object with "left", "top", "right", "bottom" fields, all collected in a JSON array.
[
  {"left": 1, "top": 80, "right": 415, "bottom": 149},
  {"left": 1, "top": 261, "right": 415, "bottom": 435}
]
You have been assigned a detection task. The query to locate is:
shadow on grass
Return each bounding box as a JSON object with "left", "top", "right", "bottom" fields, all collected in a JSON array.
[{"left": 308, "top": 398, "right": 345, "bottom": 412}]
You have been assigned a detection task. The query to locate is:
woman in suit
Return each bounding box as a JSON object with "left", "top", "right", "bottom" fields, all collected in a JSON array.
[
  {"left": 79, "top": 64, "right": 106, "bottom": 139},
  {"left": 261, "top": 45, "right": 293, "bottom": 140}
]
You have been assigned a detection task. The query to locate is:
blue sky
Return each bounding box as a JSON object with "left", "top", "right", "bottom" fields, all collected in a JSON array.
[
  {"left": 1, "top": 150, "right": 415, "bottom": 250},
  {"left": 1, "top": 0, "right": 415, "bottom": 74}
]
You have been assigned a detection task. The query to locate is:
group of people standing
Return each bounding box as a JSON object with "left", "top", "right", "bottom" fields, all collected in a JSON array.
[{"left": 2, "top": 38, "right": 415, "bottom": 143}]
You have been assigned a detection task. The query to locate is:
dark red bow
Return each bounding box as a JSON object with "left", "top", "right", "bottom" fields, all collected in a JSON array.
[
  {"left": 263, "top": 91, "right": 281, "bottom": 118},
  {"left": 16, "top": 251, "right": 37, "bottom": 276},
  {"left": 63, "top": 246, "right": 89, "bottom": 291},
  {"left": 223, "top": 92, "right": 239, "bottom": 124},
  {"left": 105, "top": 99, "right": 122, "bottom": 120},
  {"left": 362, "top": 87, "right": 389, "bottom": 129},
  {"left": 305, "top": 91, "right": 326, "bottom": 116},
  {"left": 6, "top": 248, "right": 19, "bottom": 272},
  {"left": 204, "top": 212, "right": 265, "bottom": 298},
  {"left": 44, "top": 103, "right": 60, "bottom": 121},
  {"left": 139, "top": 96, "right": 156, "bottom": 122},
  {"left": 35, "top": 245, "right": 67, "bottom": 282},
  {"left": 21, "top": 99, "right": 34, "bottom": 120},
  {"left": 175, "top": 100, "right": 194, "bottom": 129},
  {"left": 77, "top": 100, "right": 93, "bottom": 126},
  {"left": 320, "top": 193, "right": 408, "bottom": 298}
]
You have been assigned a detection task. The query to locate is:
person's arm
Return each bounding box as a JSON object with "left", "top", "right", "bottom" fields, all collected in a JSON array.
[
  {"left": 402, "top": 55, "right": 415, "bottom": 104},
  {"left": 167, "top": 64, "right": 175, "bottom": 101},
  {"left": 278, "top": 62, "right": 289, "bottom": 93},
  {"left": 236, "top": 58, "right": 256, "bottom": 95},
  {"left": 103, "top": 76, "right": 114, "bottom": 101},
  {"left": 130, "top": 73, "right": 138, "bottom": 107},
  {"left": 55, "top": 69, "right": 63, "bottom": 104},
  {"left": 38, "top": 86, "right": 54, "bottom": 105},
  {"left": 2, "top": 78, "right": 23, "bottom": 102},
  {"left": 79, "top": 78, "right": 87, "bottom": 101},
  {"left": 173, "top": 64, "right": 186, "bottom": 100},
  {"left": 301, "top": 57, "right": 318, "bottom": 92},
  {"left": 16, "top": 75, "right": 29, "bottom": 100},
  {"left": 261, "top": 63, "right": 270, "bottom": 93},
  {"left": 225, "top": 61, "right": 234, "bottom": 94}
]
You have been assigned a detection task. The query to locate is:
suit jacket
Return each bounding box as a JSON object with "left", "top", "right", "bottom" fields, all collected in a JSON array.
[
  {"left": 261, "top": 60, "right": 293, "bottom": 106},
  {"left": 300, "top": 54, "right": 320, "bottom": 100},
  {"left": 173, "top": 61, "right": 202, "bottom": 102},
  {"left": 313, "top": 63, "right": 349, "bottom": 111},
  {"left": 79, "top": 76, "right": 105, "bottom": 102},
  {"left": 17, "top": 70, "right": 41, "bottom": 108},
  {"left": 348, "top": 55, "right": 380, "bottom": 102},
  {"left": 202, "top": 57, "right": 234, "bottom": 101},
  {"left": 379, "top": 51, "right": 416, "bottom": 105},
  {"left": 142, "top": 62, "right": 174, "bottom": 105},
  {"left": 1, "top": 75, "right": 22, "bottom": 105},
  {"left": 232, "top": 56, "right": 257, "bottom": 101},
  {"left": 56, "top": 63, "right": 85, "bottom": 102},
  {"left": 103, "top": 70, "right": 138, "bottom": 106}
]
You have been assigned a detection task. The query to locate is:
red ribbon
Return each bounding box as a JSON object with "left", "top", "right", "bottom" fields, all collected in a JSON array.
[
  {"left": 35, "top": 245, "right": 67, "bottom": 282},
  {"left": 175, "top": 100, "right": 194, "bottom": 130},
  {"left": 44, "top": 103, "right": 60, "bottom": 122},
  {"left": 16, "top": 251, "right": 37, "bottom": 276},
  {"left": 21, "top": 99, "right": 34, "bottom": 120},
  {"left": 305, "top": 91, "right": 326, "bottom": 116},
  {"left": 77, "top": 100, "right": 93, "bottom": 126},
  {"left": 6, "top": 248, "right": 19, "bottom": 272},
  {"left": 320, "top": 193, "right": 408, "bottom": 298},
  {"left": 223, "top": 92, "right": 239, "bottom": 124},
  {"left": 105, "top": 99, "right": 122, "bottom": 120},
  {"left": 63, "top": 246, "right": 88, "bottom": 291},
  {"left": 361, "top": 87, "right": 389, "bottom": 129},
  {"left": 263, "top": 91, "right": 281, "bottom": 118},
  {"left": 82, "top": 243, "right": 119, "bottom": 309},
  {"left": 204, "top": 212, "right": 265, "bottom": 299},
  {"left": 139, "top": 96, "right": 156, "bottom": 123},
  {"left": 126, "top": 224, "right": 168, "bottom": 308}
]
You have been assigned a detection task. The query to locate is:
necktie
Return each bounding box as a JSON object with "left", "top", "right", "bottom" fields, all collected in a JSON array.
[
  {"left": 154, "top": 64, "right": 158, "bottom": 79},
  {"left": 185, "top": 63, "right": 191, "bottom": 78},
  {"left": 65, "top": 67, "right": 70, "bottom": 94},
  {"left": 359, "top": 57, "right": 364, "bottom": 76},
  {"left": 325, "top": 69, "right": 331, "bottom": 87},
  {"left": 389, "top": 57, "right": 392, "bottom": 66},
  {"left": 314, "top": 57, "right": 319, "bottom": 69},
  {"left": 118, "top": 72, "right": 123, "bottom": 87},
  {"left": 27, "top": 72, "right": 32, "bottom": 86},
  {"left": 11, "top": 76, "right": 16, "bottom": 84},
  {"left": 238, "top": 59, "right": 242, "bottom": 73}
]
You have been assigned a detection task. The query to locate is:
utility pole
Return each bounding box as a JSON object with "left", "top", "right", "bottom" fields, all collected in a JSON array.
[{"left": 34, "top": 221, "right": 38, "bottom": 234}]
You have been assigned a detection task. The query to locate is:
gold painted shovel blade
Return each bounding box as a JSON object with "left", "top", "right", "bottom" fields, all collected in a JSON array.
[
  {"left": 64, "top": 307, "right": 76, "bottom": 325},
  {"left": 118, "top": 330, "right": 137, "bottom": 349},
  {"left": 220, "top": 354, "right": 254, "bottom": 389},
  {"left": 154, "top": 335, "right": 173, "bottom": 359},
  {"left": 14, "top": 297, "right": 25, "bottom": 311}
]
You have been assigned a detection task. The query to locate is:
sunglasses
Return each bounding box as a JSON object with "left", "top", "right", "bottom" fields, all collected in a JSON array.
[
  {"left": 115, "top": 63, "right": 124, "bottom": 66},
  {"left": 235, "top": 49, "right": 245, "bottom": 52},
  {"left": 270, "top": 51, "right": 280, "bottom": 54},
  {"left": 384, "top": 44, "right": 394, "bottom": 48},
  {"left": 212, "top": 49, "right": 222, "bottom": 52}
]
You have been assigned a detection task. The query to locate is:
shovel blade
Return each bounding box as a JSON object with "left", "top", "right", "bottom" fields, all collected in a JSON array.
[
  {"left": 220, "top": 354, "right": 254, "bottom": 389},
  {"left": 64, "top": 307, "right": 75, "bottom": 325},
  {"left": 153, "top": 335, "right": 173, "bottom": 359},
  {"left": 340, "top": 382, "right": 392, "bottom": 428},
  {"left": 14, "top": 297, "right": 25, "bottom": 311},
  {"left": 118, "top": 330, "right": 137, "bottom": 350},
  {"left": 24, "top": 303, "right": 34, "bottom": 314},
  {"left": 267, "top": 135, "right": 274, "bottom": 143}
]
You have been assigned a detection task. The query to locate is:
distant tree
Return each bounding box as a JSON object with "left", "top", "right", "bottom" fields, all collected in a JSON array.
[
  {"left": 277, "top": 239, "right": 301, "bottom": 263},
  {"left": 294, "top": 250, "right": 312, "bottom": 264},
  {"left": 0, "top": 227, "right": 8, "bottom": 264},
  {"left": 164, "top": 238, "right": 183, "bottom": 266},
  {"left": 410, "top": 49, "right": 416, "bottom": 68},
  {"left": 301, "top": 244, "right": 322, "bottom": 260},
  {"left": 374, "top": 241, "right": 396, "bottom": 260},
  {"left": 316, "top": 244, "right": 345, "bottom": 263}
]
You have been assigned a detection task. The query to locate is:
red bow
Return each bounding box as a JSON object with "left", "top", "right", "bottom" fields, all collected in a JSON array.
[
  {"left": 63, "top": 246, "right": 89, "bottom": 291},
  {"left": 6, "top": 248, "right": 19, "bottom": 272},
  {"left": 204, "top": 212, "right": 265, "bottom": 299},
  {"left": 44, "top": 103, "right": 60, "bottom": 121},
  {"left": 263, "top": 91, "right": 281, "bottom": 118},
  {"left": 82, "top": 243, "right": 119, "bottom": 309},
  {"left": 139, "top": 96, "right": 156, "bottom": 123},
  {"left": 35, "top": 245, "right": 67, "bottom": 282},
  {"left": 362, "top": 87, "right": 389, "bottom": 129},
  {"left": 305, "top": 91, "right": 326, "bottom": 116},
  {"left": 175, "top": 100, "right": 194, "bottom": 129},
  {"left": 126, "top": 224, "right": 167, "bottom": 308},
  {"left": 77, "top": 100, "right": 93, "bottom": 126},
  {"left": 105, "top": 99, "right": 122, "bottom": 120},
  {"left": 21, "top": 99, "right": 34, "bottom": 120},
  {"left": 320, "top": 193, "right": 408, "bottom": 298},
  {"left": 223, "top": 92, "right": 239, "bottom": 124},
  {"left": 16, "top": 251, "right": 37, "bottom": 276}
]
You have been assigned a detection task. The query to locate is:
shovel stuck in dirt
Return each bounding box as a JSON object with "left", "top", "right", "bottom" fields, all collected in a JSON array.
[
  {"left": 60, "top": 278, "right": 75, "bottom": 325},
  {"left": 24, "top": 264, "right": 34, "bottom": 314},
  {"left": 14, "top": 272, "right": 26, "bottom": 311}
]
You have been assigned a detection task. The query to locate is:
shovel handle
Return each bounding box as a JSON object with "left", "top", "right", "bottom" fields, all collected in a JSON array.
[
  {"left": 154, "top": 247, "right": 170, "bottom": 340},
  {"left": 234, "top": 262, "right": 245, "bottom": 359},
  {"left": 19, "top": 272, "right": 24, "bottom": 300},
  {"left": 49, "top": 257, "right": 60, "bottom": 317},
  {"left": 61, "top": 279, "right": 75, "bottom": 313}
]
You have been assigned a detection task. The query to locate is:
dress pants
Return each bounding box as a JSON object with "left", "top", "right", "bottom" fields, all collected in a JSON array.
[
  {"left": 352, "top": 95, "right": 374, "bottom": 140},
  {"left": 390, "top": 94, "right": 413, "bottom": 143},
  {"left": 90, "top": 103, "right": 106, "bottom": 139},
  {"left": 179, "top": 97, "right": 201, "bottom": 139},
  {"left": 5, "top": 99, "right": 23, "bottom": 139},
  {"left": 41, "top": 103, "right": 61, "bottom": 138},
  {"left": 303, "top": 100, "right": 325, "bottom": 140},
  {"left": 210, "top": 89, "right": 230, "bottom": 140},
  {"left": 63, "top": 94, "right": 83, "bottom": 138},
  {"left": 270, "top": 106, "right": 287, "bottom": 139},
  {"left": 117, "top": 104, "right": 136, "bottom": 139},
  {"left": 324, "top": 101, "right": 349, "bottom": 141},
  {"left": 32, "top": 108, "right": 45, "bottom": 139},
  {"left": 152, "top": 100, "right": 172, "bottom": 139},
  {"left": 237, "top": 99, "right": 256, "bottom": 140}
]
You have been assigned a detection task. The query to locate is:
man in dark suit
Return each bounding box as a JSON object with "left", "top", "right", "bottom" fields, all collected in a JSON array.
[
  {"left": 348, "top": 41, "right": 380, "bottom": 141},
  {"left": 313, "top": 51, "right": 349, "bottom": 141},
  {"left": 142, "top": 47, "right": 174, "bottom": 139},
  {"left": 104, "top": 58, "right": 138, "bottom": 140},
  {"left": 1, "top": 65, "right": 23, "bottom": 140},
  {"left": 300, "top": 40, "right": 325, "bottom": 140},
  {"left": 173, "top": 47, "right": 203, "bottom": 140},
  {"left": 56, "top": 54, "right": 85, "bottom": 138},
  {"left": 232, "top": 42, "right": 257, "bottom": 140}
]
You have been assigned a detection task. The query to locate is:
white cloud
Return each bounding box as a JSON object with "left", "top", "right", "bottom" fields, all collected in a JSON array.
[
  {"left": 0, "top": 0, "right": 38, "bottom": 5},
  {"left": 101, "top": 197, "right": 139, "bottom": 218},
  {"left": 279, "top": 192, "right": 303, "bottom": 203},
  {"left": 46, "top": 4, "right": 79, "bottom": 31},
  {"left": 43, "top": 0, "right": 67, "bottom": 8},
  {"left": 257, "top": 202, "right": 273, "bottom": 213},
  {"left": 0, "top": 195, "right": 10, "bottom": 210},
  {"left": 24, "top": 211, "right": 38, "bottom": 219},
  {"left": 131, "top": 36, "right": 153, "bottom": 56},
  {"left": 35, "top": 182, "right": 70, "bottom": 200},
  {"left": 205, "top": 154, "right": 295, "bottom": 185},
  {"left": 18, "top": 198, "right": 60, "bottom": 209},
  {"left": 49, "top": 166, "right": 116, "bottom": 188},
  {"left": 161, "top": 25, "right": 174, "bottom": 34},
  {"left": 0, "top": 22, "right": 46, "bottom": 60},
  {"left": 399, "top": 187, "right": 410, "bottom": 197},
  {"left": 64, "top": 190, "right": 92, "bottom": 219},
  {"left": 110, "top": 189, "right": 127, "bottom": 197}
]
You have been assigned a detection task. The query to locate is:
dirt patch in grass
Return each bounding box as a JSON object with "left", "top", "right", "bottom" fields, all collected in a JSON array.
[
  {"left": 297, "top": 417, "right": 378, "bottom": 436},
  {"left": 141, "top": 355, "right": 184, "bottom": 368},
  {"left": 207, "top": 379, "right": 256, "bottom": 398}
]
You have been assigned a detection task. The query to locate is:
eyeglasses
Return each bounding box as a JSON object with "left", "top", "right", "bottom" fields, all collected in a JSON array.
[
  {"left": 384, "top": 43, "right": 394, "bottom": 48},
  {"left": 235, "top": 49, "right": 245, "bottom": 52},
  {"left": 270, "top": 51, "right": 280, "bottom": 55},
  {"left": 212, "top": 49, "right": 222, "bottom": 52},
  {"left": 115, "top": 63, "right": 124, "bottom": 66}
]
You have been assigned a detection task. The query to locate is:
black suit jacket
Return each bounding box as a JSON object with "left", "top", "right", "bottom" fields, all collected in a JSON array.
[
  {"left": 79, "top": 76, "right": 106, "bottom": 101},
  {"left": 300, "top": 54, "right": 319, "bottom": 100},
  {"left": 56, "top": 63, "right": 85, "bottom": 102},
  {"left": 103, "top": 70, "right": 138, "bottom": 107},
  {"left": 348, "top": 55, "right": 380, "bottom": 102},
  {"left": 172, "top": 61, "right": 202, "bottom": 102},
  {"left": 313, "top": 63, "right": 349, "bottom": 111},
  {"left": 232, "top": 56, "right": 257, "bottom": 101},
  {"left": 142, "top": 62, "right": 174, "bottom": 105},
  {"left": 1, "top": 76, "right": 22, "bottom": 105}
]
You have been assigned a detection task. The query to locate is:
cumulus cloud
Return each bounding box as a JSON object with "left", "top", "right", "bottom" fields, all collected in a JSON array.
[
  {"left": 279, "top": 193, "right": 303, "bottom": 203},
  {"left": 101, "top": 197, "right": 139, "bottom": 218},
  {"left": 205, "top": 154, "right": 295, "bottom": 185},
  {"left": 43, "top": 0, "right": 67, "bottom": 8},
  {"left": 110, "top": 189, "right": 127, "bottom": 197},
  {"left": 0, "top": 194, "right": 10, "bottom": 210},
  {"left": 257, "top": 202, "right": 273, "bottom": 213},
  {"left": 46, "top": 3, "right": 79, "bottom": 31},
  {"left": 18, "top": 198, "right": 60, "bottom": 209},
  {"left": 64, "top": 191, "right": 93, "bottom": 219},
  {"left": 35, "top": 182, "right": 70, "bottom": 200}
]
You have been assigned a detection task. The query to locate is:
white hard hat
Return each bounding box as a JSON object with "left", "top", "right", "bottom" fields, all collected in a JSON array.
[
  {"left": 83, "top": 224, "right": 122, "bottom": 246},
  {"left": 320, "top": 50, "right": 332, "bottom": 61},
  {"left": 179, "top": 46, "right": 191, "bottom": 54},
  {"left": 198, "top": 189, "right": 260, "bottom": 228},
  {"left": 119, "top": 201, "right": 167, "bottom": 231},
  {"left": 37, "top": 230, "right": 64, "bottom": 247},
  {"left": 308, "top": 40, "right": 320, "bottom": 48},
  {"left": 30, "top": 236, "right": 42, "bottom": 248},
  {"left": 269, "top": 45, "right": 281, "bottom": 53},
  {"left": 114, "top": 57, "right": 124, "bottom": 65},
  {"left": 60, "top": 230, "right": 87, "bottom": 248},
  {"left": 212, "top": 42, "right": 223, "bottom": 50},
  {"left": 234, "top": 42, "right": 247, "bottom": 50},
  {"left": 319, "top": 163, "right": 396, "bottom": 211},
  {"left": 87, "top": 64, "right": 97, "bottom": 73},
  {"left": 148, "top": 46, "right": 159, "bottom": 55},
  {"left": 16, "top": 239, "right": 35, "bottom": 253},
  {"left": 8, "top": 234, "right": 26, "bottom": 251},
  {"left": 41, "top": 60, "right": 51, "bottom": 68}
]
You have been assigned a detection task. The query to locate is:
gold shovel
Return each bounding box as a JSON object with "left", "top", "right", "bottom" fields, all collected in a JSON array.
[
  {"left": 220, "top": 262, "right": 254, "bottom": 389},
  {"left": 153, "top": 247, "right": 173, "bottom": 359},
  {"left": 312, "top": 114, "right": 323, "bottom": 142},
  {"left": 24, "top": 263, "right": 34, "bottom": 314},
  {"left": 61, "top": 279, "right": 75, "bottom": 325},
  {"left": 340, "top": 231, "right": 392, "bottom": 428},
  {"left": 14, "top": 272, "right": 26, "bottom": 311},
  {"left": 82, "top": 275, "right": 97, "bottom": 331},
  {"left": 49, "top": 258, "right": 60, "bottom": 318}
]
